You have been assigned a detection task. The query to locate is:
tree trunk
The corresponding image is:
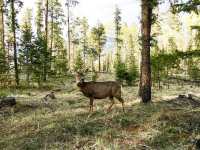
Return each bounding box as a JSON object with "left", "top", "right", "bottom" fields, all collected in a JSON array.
[
  {"left": 25, "top": 47, "right": 30, "bottom": 86},
  {"left": 44, "top": 0, "right": 49, "bottom": 81},
  {"left": 138, "top": 57, "right": 142, "bottom": 97},
  {"left": 0, "top": 1, "right": 5, "bottom": 50},
  {"left": 67, "top": 5, "right": 71, "bottom": 69},
  {"left": 26, "top": 66, "right": 30, "bottom": 86},
  {"left": 83, "top": 37, "right": 86, "bottom": 65},
  {"left": 107, "top": 54, "right": 110, "bottom": 72},
  {"left": 91, "top": 57, "right": 94, "bottom": 71},
  {"left": 11, "top": 0, "right": 19, "bottom": 86},
  {"left": 50, "top": 7, "right": 54, "bottom": 70},
  {"left": 98, "top": 54, "right": 101, "bottom": 72},
  {"left": 140, "top": 0, "right": 152, "bottom": 103}
]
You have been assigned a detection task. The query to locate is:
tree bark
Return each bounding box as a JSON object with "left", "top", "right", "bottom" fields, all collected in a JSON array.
[
  {"left": 67, "top": 4, "right": 71, "bottom": 69},
  {"left": 44, "top": 0, "right": 49, "bottom": 81},
  {"left": 0, "top": 1, "right": 5, "bottom": 50},
  {"left": 11, "top": 0, "right": 19, "bottom": 86},
  {"left": 98, "top": 54, "right": 101, "bottom": 72},
  {"left": 138, "top": 57, "right": 142, "bottom": 97},
  {"left": 140, "top": 0, "right": 152, "bottom": 103},
  {"left": 50, "top": 6, "right": 54, "bottom": 70}
]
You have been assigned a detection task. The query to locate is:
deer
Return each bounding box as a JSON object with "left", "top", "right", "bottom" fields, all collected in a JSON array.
[{"left": 76, "top": 73, "right": 125, "bottom": 113}]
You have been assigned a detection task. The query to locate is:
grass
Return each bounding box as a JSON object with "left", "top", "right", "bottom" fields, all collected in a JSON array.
[{"left": 0, "top": 80, "right": 200, "bottom": 150}]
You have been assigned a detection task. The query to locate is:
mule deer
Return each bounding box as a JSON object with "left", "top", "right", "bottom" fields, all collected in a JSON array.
[{"left": 76, "top": 73, "right": 125, "bottom": 113}]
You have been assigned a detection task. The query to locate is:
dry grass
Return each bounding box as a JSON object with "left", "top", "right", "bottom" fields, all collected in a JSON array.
[{"left": 0, "top": 79, "right": 200, "bottom": 150}]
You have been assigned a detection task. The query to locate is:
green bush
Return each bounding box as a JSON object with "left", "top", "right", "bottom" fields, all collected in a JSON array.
[
  {"left": 0, "top": 91, "right": 8, "bottom": 98},
  {"left": 92, "top": 71, "right": 98, "bottom": 81},
  {"left": 188, "top": 66, "right": 200, "bottom": 80},
  {"left": 114, "top": 59, "right": 138, "bottom": 85},
  {"left": 73, "top": 50, "right": 84, "bottom": 73},
  {"left": 0, "top": 49, "right": 8, "bottom": 74},
  {"left": 114, "top": 62, "right": 127, "bottom": 83},
  {"left": 125, "top": 63, "right": 138, "bottom": 85}
]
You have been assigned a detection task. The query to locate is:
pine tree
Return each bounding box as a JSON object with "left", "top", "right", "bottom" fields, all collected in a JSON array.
[
  {"left": 114, "top": 6, "right": 123, "bottom": 54},
  {"left": 91, "top": 23, "right": 106, "bottom": 72},
  {"left": 114, "top": 52, "right": 126, "bottom": 83},
  {"left": 6, "top": 0, "right": 23, "bottom": 86},
  {"left": 65, "top": 0, "right": 79, "bottom": 69},
  {"left": 35, "top": 0, "right": 43, "bottom": 35},
  {"left": 70, "top": 17, "right": 81, "bottom": 65},
  {"left": 19, "top": 8, "right": 33, "bottom": 86},
  {"left": 0, "top": 0, "right": 7, "bottom": 75},
  {"left": 43, "top": 0, "right": 49, "bottom": 81},
  {"left": 73, "top": 49, "right": 84, "bottom": 73},
  {"left": 0, "top": 0, "right": 5, "bottom": 50},
  {"left": 114, "top": 6, "right": 125, "bottom": 82},
  {"left": 139, "top": 0, "right": 157, "bottom": 103},
  {"left": 126, "top": 34, "right": 138, "bottom": 85},
  {"left": 49, "top": 0, "right": 66, "bottom": 73},
  {"left": 168, "top": 37, "right": 178, "bottom": 52},
  {"left": 32, "top": 35, "right": 48, "bottom": 87},
  {"left": 80, "top": 17, "right": 89, "bottom": 65}
]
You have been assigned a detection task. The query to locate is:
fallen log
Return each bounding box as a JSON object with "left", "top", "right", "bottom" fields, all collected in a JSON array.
[
  {"left": 42, "top": 92, "right": 56, "bottom": 103},
  {"left": 0, "top": 97, "right": 16, "bottom": 108}
]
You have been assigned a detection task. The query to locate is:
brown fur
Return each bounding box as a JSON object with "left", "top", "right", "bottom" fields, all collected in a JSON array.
[{"left": 76, "top": 76, "right": 125, "bottom": 113}]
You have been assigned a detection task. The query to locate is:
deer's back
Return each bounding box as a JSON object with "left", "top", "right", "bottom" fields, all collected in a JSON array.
[{"left": 80, "top": 81, "right": 121, "bottom": 99}]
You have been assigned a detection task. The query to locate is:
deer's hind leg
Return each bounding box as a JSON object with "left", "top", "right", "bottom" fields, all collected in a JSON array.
[
  {"left": 107, "top": 96, "right": 115, "bottom": 113},
  {"left": 115, "top": 96, "right": 125, "bottom": 113}
]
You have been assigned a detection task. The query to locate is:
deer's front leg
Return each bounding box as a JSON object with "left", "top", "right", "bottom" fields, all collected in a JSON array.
[{"left": 89, "top": 97, "right": 94, "bottom": 113}]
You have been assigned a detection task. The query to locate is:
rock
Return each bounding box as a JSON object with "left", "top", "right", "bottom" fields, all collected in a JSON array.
[{"left": 0, "top": 97, "right": 16, "bottom": 108}]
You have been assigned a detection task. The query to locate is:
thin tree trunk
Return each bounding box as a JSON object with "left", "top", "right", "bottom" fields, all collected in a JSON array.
[
  {"left": 26, "top": 65, "right": 30, "bottom": 86},
  {"left": 67, "top": 5, "right": 71, "bottom": 69},
  {"left": 45, "top": 0, "right": 49, "bottom": 45},
  {"left": 91, "top": 57, "right": 94, "bottom": 71},
  {"left": 98, "top": 38, "right": 101, "bottom": 72},
  {"left": 107, "top": 54, "right": 110, "bottom": 72},
  {"left": 83, "top": 36, "right": 86, "bottom": 65},
  {"left": 50, "top": 8, "right": 53, "bottom": 70},
  {"left": 158, "top": 70, "right": 161, "bottom": 90},
  {"left": 25, "top": 46, "right": 30, "bottom": 86},
  {"left": 11, "top": 0, "right": 19, "bottom": 86},
  {"left": 0, "top": 1, "right": 5, "bottom": 50},
  {"left": 140, "top": 0, "right": 152, "bottom": 103},
  {"left": 98, "top": 54, "right": 101, "bottom": 72},
  {"left": 44, "top": 0, "right": 49, "bottom": 81},
  {"left": 72, "top": 43, "right": 75, "bottom": 64}
]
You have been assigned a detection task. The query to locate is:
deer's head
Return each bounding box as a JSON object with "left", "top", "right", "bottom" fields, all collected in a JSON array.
[{"left": 75, "top": 72, "right": 85, "bottom": 87}]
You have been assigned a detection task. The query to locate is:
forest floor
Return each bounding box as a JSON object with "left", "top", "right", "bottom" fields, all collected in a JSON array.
[{"left": 1, "top": 76, "right": 200, "bottom": 150}]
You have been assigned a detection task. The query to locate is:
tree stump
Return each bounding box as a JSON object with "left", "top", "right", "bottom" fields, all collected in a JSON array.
[{"left": 0, "top": 97, "right": 16, "bottom": 108}]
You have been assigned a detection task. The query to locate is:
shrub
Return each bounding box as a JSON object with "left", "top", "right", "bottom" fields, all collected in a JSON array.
[
  {"left": 125, "top": 62, "right": 138, "bottom": 85},
  {"left": 188, "top": 66, "right": 200, "bottom": 80},
  {"left": 114, "top": 61, "right": 126, "bottom": 83}
]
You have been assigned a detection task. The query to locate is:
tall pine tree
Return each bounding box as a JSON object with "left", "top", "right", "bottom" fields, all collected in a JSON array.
[{"left": 6, "top": 0, "right": 23, "bottom": 86}]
